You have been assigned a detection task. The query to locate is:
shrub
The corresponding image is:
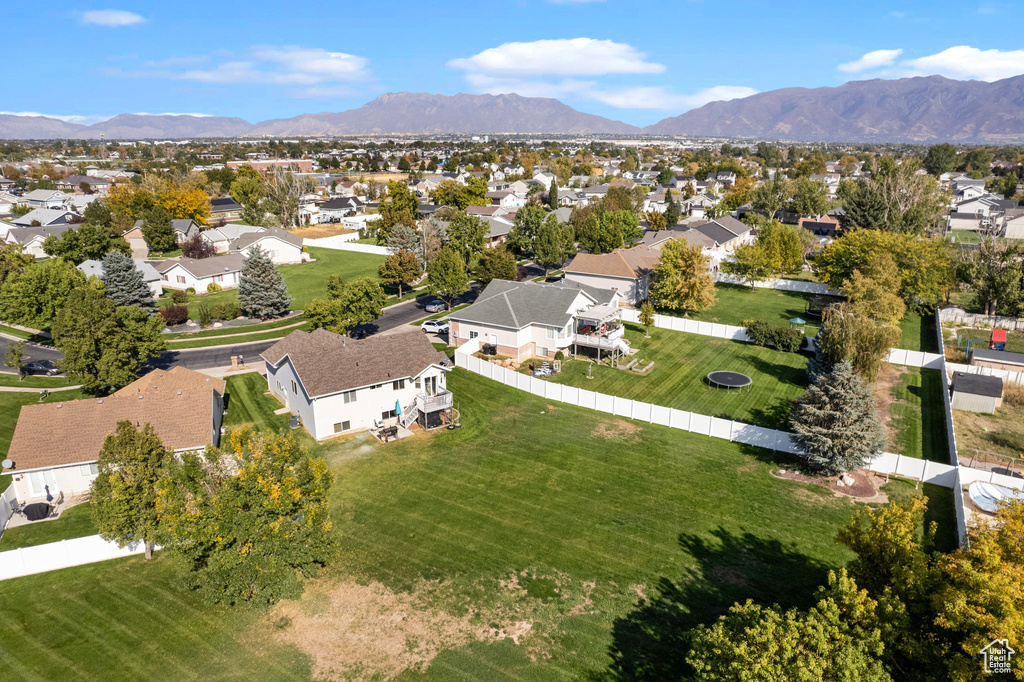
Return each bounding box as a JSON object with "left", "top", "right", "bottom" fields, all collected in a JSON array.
[
  {"left": 196, "top": 301, "right": 212, "bottom": 328},
  {"left": 211, "top": 302, "right": 241, "bottom": 320},
  {"left": 555, "top": 350, "right": 565, "bottom": 361},
  {"left": 745, "top": 320, "right": 774, "bottom": 346},
  {"left": 182, "top": 233, "right": 215, "bottom": 259},
  {"left": 772, "top": 327, "right": 803, "bottom": 353},
  {"left": 207, "top": 282, "right": 222, "bottom": 293},
  {"left": 171, "top": 290, "right": 188, "bottom": 305},
  {"left": 159, "top": 304, "right": 189, "bottom": 326},
  {"left": 185, "top": 287, "right": 196, "bottom": 295},
  {"left": 301, "top": 245, "right": 309, "bottom": 253}
]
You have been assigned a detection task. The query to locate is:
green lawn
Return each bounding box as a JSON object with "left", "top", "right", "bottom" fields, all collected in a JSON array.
[
  {"left": 0, "top": 373, "right": 78, "bottom": 389},
  {"left": 898, "top": 311, "right": 940, "bottom": 353},
  {"left": 883, "top": 366, "right": 950, "bottom": 462},
  {"left": 164, "top": 314, "right": 307, "bottom": 340},
  {"left": 0, "top": 323, "right": 35, "bottom": 340},
  {"left": 547, "top": 323, "right": 809, "bottom": 429},
  {"left": 951, "top": 229, "right": 983, "bottom": 244},
  {"left": 951, "top": 327, "right": 1024, "bottom": 354},
  {"left": 169, "top": 323, "right": 313, "bottom": 350},
  {"left": 0, "top": 370, "right": 954, "bottom": 680},
  {"left": 670, "top": 283, "right": 841, "bottom": 334},
  {"left": 223, "top": 373, "right": 291, "bottom": 433},
  {"left": 0, "top": 503, "right": 97, "bottom": 551},
  {"left": 157, "top": 247, "right": 386, "bottom": 318}
]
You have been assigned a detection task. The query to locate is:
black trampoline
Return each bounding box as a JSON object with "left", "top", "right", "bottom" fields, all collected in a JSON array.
[{"left": 706, "top": 371, "right": 753, "bottom": 390}]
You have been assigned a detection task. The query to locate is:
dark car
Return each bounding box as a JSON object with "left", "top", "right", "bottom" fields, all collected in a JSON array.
[{"left": 21, "top": 360, "right": 61, "bottom": 376}]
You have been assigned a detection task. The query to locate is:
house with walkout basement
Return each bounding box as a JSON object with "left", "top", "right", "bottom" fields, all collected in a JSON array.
[
  {"left": 563, "top": 245, "right": 661, "bottom": 304},
  {"left": 1, "top": 367, "right": 225, "bottom": 504},
  {"left": 261, "top": 328, "right": 453, "bottom": 439},
  {"left": 149, "top": 252, "right": 246, "bottom": 291},
  {"left": 449, "top": 279, "right": 629, "bottom": 363}
]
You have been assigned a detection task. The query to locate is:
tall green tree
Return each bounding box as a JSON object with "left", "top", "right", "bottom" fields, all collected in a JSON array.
[
  {"left": 650, "top": 238, "right": 716, "bottom": 314},
  {"left": 790, "top": 360, "right": 886, "bottom": 475},
  {"left": 4, "top": 339, "right": 24, "bottom": 380},
  {"left": 475, "top": 246, "right": 517, "bottom": 286},
  {"left": 335, "top": 277, "right": 387, "bottom": 333},
  {"left": 377, "top": 251, "right": 421, "bottom": 297},
  {"left": 750, "top": 176, "right": 791, "bottom": 220},
  {"left": 533, "top": 214, "right": 565, "bottom": 275},
  {"left": 0, "top": 258, "right": 86, "bottom": 329},
  {"left": 445, "top": 212, "right": 488, "bottom": 262},
  {"left": 42, "top": 223, "right": 131, "bottom": 265},
  {"left": 549, "top": 178, "right": 559, "bottom": 208},
  {"left": 789, "top": 177, "right": 830, "bottom": 217},
  {"left": 156, "top": 431, "right": 337, "bottom": 605},
  {"left": 91, "top": 421, "right": 169, "bottom": 560},
  {"left": 229, "top": 175, "right": 265, "bottom": 225},
  {"left": 506, "top": 204, "right": 546, "bottom": 256},
  {"left": 141, "top": 205, "right": 177, "bottom": 253},
  {"left": 922, "top": 143, "right": 957, "bottom": 176},
  {"left": 238, "top": 245, "right": 291, "bottom": 319},
  {"left": 53, "top": 286, "right": 165, "bottom": 393},
  {"left": 0, "top": 242, "right": 34, "bottom": 287},
  {"left": 427, "top": 245, "right": 469, "bottom": 310},
  {"left": 839, "top": 181, "right": 887, "bottom": 231},
  {"left": 101, "top": 250, "right": 155, "bottom": 312}
]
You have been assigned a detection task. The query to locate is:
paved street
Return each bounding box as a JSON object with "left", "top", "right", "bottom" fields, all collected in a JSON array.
[{"left": 0, "top": 285, "right": 482, "bottom": 375}]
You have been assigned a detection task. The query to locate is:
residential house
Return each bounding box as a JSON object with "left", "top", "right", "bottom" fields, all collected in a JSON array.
[
  {"left": 209, "top": 196, "right": 243, "bottom": 221},
  {"left": 2, "top": 367, "right": 225, "bottom": 503},
  {"left": 319, "top": 197, "right": 366, "bottom": 221},
  {"left": 450, "top": 279, "right": 625, "bottom": 362},
  {"left": 262, "top": 329, "right": 453, "bottom": 439},
  {"left": 798, "top": 214, "right": 842, "bottom": 244},
  {"left": 2, "top": 224, "right": 73, "bottom": 257},
  {"left": 483, "top": 215, "right": 515, "bottom": 247},
  {"left": 130, "top": 218, "right": 201, "bottom": 244},
  {"left": 150, "top": 253, "right": 246, "bottom": 291},
  {"left": 229, "top": 227, "right": 304, "bottom": 264},
  {"left": 11, "top": 207, "right": 75, "bottom": 228},
  {"left": 22, "top": 189, "right": 69, "bottom": 209},
  {"left": 0, "top": 192, "right": 20, "bottom": 214},
  {"left": 56, "top": 175, "right": 112, "bottom": 194},
  {"left": 969, "top": 348, "right": 1024, "bottom": 374},
  {"left": 486, "top": 190, "right": 523, "bottom": 208},
  {"left": 563, "top": 245, "right": 661, "bottom": 304},
  {"left": 1003, "top": 208, "right": 1024, "bottom": 239},
  {"left": 77, "top": 258, "right": 164, "bottom": 296},
  {"left": 201, "top": 223, "right": 264, "bottom": 253}
]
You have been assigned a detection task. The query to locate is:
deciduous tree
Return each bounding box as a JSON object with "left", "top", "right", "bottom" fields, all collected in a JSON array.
[
  {"left": 651, "top": 238, "right": 716, "bottom": 314},
  {"left": 4, "top": 340, "right": 23, "bottom": 380},
  {"left": 141, "top": 205, "right": 177, "bottom": 253},
  {"left": 42, "top": 223, "right": 131, "bottom": 264},
  {"left": 378, "top": 251, "right": 421, "bottom": 297},
  {"left": 475, "top": 246, "right": 517, "bottom": 286},
  {"left": 427, "top": 245, "right": 469, "bottom": 309},
  {"left": 0, "top": 258, "right": 86, "bottom": 329}
]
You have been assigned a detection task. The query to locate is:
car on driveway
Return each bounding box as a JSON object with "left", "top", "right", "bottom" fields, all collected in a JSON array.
[
  {"left": 421, "top": 319, "right": 449, "bottom": 335},
  {"left": 425, "top": 300, "right": 446, "bottom": 313},
  {"left": 20, "top": 360, "right": 61, "bottom": 376}
]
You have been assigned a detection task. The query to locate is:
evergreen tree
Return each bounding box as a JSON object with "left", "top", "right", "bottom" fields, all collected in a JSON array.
[
  {"left": 790, "top": 360, "right": 885, "bottom": 476},
  {"left": 101, "top": 250, "right": 155, "bottom": 312},
  {"left": 664, "top": 189, "right": 681, "bottom": 226},
  {"left": 839, "top": 182, "right": 887, "bottom": 231},
  {"left": 141, "top": 205, "right": 177, "bottom": 253},
  {"left": 238, "top": 245, "right": 291, "bottom": 319},
  {"left": 549, "top": 178, "right": 559, "bottom": 208}
]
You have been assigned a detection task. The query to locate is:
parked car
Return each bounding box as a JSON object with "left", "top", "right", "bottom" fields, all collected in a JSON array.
[
  {"left": 425, "top": 300, "right": 446, "bottom": 313},
  {"left": 20, "top": 360, "right": 61, "bottom": 376},
  {"left": 421, "top": 319, "right": 449, "bottom": 334}
]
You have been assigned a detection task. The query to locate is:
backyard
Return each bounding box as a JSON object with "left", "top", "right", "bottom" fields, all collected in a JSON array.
[
  {"left": 545, "top": 323, "right": 810, "bottom": 428},
  {"left": 953, "top": 400, "right": 1024, "bottom": 465},
  {"left": 0, "top": 369, "right": 955, "bottom": 680},
  {"left": 875, "top": 365, "right": 950, "bottom": 462}
]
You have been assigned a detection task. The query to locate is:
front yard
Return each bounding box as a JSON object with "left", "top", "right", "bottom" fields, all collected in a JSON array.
[
  {"left": 0, "top": 369, "right": 956, "bottom": 680},
  {"left": 545, "top": 323, "right": 810, "bottom": 429}
]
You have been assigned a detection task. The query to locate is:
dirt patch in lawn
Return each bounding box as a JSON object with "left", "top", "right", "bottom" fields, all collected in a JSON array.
[
  {"left": 286, "top": 225, "right": 357, "bottom": 239},
  {"left": 269, "top": 579, "right": 528, "bottom": 681},
  {"left": 874, "top": 364, "right": 909, "bottom": 451},
  {"left": 591, "top": 419, "right": 642, "bottom": 442},
  {"left": 773, "top": 468, "right": 888, "bottom": 503}
]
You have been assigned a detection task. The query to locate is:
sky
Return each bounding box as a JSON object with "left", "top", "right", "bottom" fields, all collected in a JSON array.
[{"left": 6, "top": 0, "right": 1024, "bottom": 127}]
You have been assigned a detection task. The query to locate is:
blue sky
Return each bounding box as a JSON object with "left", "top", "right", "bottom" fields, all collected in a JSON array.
[{"left": 6, "top": 1, "right": 1024, "bottom": 126}]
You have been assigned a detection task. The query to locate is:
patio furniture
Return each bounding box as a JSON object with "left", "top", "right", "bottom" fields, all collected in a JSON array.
[
  {"left": 706, "top": 371, "right": 753, "bottom": 390},
  {"left": 23, "top": 502, "right": 52, "bottom": 521}
]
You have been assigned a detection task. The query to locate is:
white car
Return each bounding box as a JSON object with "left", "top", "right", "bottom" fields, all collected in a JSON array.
[{"left": 421, "top": 319, "right": 449, "bottom": 334}]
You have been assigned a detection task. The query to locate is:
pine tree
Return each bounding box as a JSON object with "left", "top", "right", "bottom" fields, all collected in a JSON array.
[
  {"left": 549, "top": 178, "right": 559, "bottom": 208},
  {"left": 102, "top": 250, "right": 155, "bottom": 312},
  {"left": 790, "top": 360, "right": 886, "bottom": 476},
  {"left": 238, "top": 245, "right": 291, "bottom": 319},
  {"left": 839, "top": 182, "right": 886, "bottom": 231},
  {"left": 141, "top": 205, "right": 177, "bottom": 253},
  {"left": 664, "top": 189, "right": 680, "bottom": 226}
]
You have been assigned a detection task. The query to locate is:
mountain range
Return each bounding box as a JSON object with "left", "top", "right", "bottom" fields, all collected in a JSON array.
[{"left": 4, "top": 77, "right": 1024, "bottom": 143}]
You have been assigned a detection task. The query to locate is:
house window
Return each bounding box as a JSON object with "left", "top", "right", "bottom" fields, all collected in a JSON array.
[
  {"left": 79, "top": 463, "right": 99, "bottom": 477},
  {"left": 393, "top": 379, "right": 405, "bottom": 390},
  {"left": 343, "top": 390, "right": 357, "bottom": 404},
  {"left": 546, "top": 327, "right": 556, "bottom": 340},
  {"left": 538, "top": 346, "right": 549, "bottom": 357},
  {"left": 291, "top": 380, "right": 297, "bottom": 394},
  {"left": 382, "top": 409, "right": 396, "bottom": 420},
  {"left": 277, "top": 381, "right": 283, "bottom": 392},
  {"left": 469, "top": 331, "right": 479, "bottom": 340},
  {"left": 176, "top": 275, "right": 186, "bottom": 284},
  {"left": 214, "top": 274, "right": 224, "bottom": 283},
  {"left": 334, "top": 421, "right": 350, "bottom": 433},
  {"left": 414, "top": 378, "right": 421, "bottom": 389}
]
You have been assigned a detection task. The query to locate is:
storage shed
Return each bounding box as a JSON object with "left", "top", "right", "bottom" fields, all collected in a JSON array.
[{"left": 951, "top": 372, "right": 1004, "bottom": 414}]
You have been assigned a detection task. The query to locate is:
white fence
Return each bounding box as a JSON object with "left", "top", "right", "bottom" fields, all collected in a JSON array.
[
  {"left": 304, "top": 235, "right": 390, "bottom": 255},
  {"left": 0, "top": 535, "right": 151, "bottom": 581},
  {"left": 939, "top": 307, "right": 1024, "bottom": 332},
  {"left": 714, "top": 273, "right": 842, "bottom": 297},
  {"left": 886, "top": 348, "right": 945, "bottom": 370},
  {"left": 948, "top": 361, "right": 1024, "bottom": 387},
  {"left": 0, "top": 486, "right": 16, "bottom": 537}
]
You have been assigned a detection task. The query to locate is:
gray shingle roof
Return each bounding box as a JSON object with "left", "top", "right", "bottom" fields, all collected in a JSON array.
[
  {"left": 971, "top": 348, "right": 1024, "bottom": 367},
  {"left": 451, "top": 280, "right": 598, "bottom": 330},
  {"left": 12, "top": 208, "right": 72, "bottom": 227},
  {"left": 953, "top": 371, "right": 1004, "bottom": 398},
  {"left": 149, "top": 253, "right": 246, "bottom": 277},
  {"left": 229, "top": 227, "right": 302, "bottom": 251},
  {"left": 261, "top": 328, "right": 450, "bottom": 398}
]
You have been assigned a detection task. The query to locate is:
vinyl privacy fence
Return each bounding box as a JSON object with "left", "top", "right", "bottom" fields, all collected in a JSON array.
[
  {"left": 0, "top": 535, "right": 151, "bottom": 581},
  {"left": 714, "top": 273, "right": 842, "bottom": 297},
  {"left": 303, "top": 235, "right": 391, "bottom": 255}
]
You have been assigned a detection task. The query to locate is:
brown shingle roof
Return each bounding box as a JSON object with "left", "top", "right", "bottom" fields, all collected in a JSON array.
[
  {"left": 564, "top": 245, "right": 660, "bottom": 279},
  {"left": 6, "top": 367, "right": 224, "bottom": 473},
  {"left": 261, "top": 329, "right": 450, "bottom": 398}
]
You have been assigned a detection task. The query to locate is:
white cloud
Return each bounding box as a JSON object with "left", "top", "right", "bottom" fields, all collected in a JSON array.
[
  {"left": 111, "top": 45, "right": 372, "bottom": 98},
  {"left": 80, "top": 10, "right": 145, "bottom": 27},
  {"left": 901, "top": 46, "right": 1024, "bottom": 81},
  {"left": 448, "top": 38, "right": 664, "bottom": 77},
  {"left": 838, "top": 49, "right": 903, "bottom": 73},
  {"left": 838, "top": 45, "right": 1024, "bottom": 82}
]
